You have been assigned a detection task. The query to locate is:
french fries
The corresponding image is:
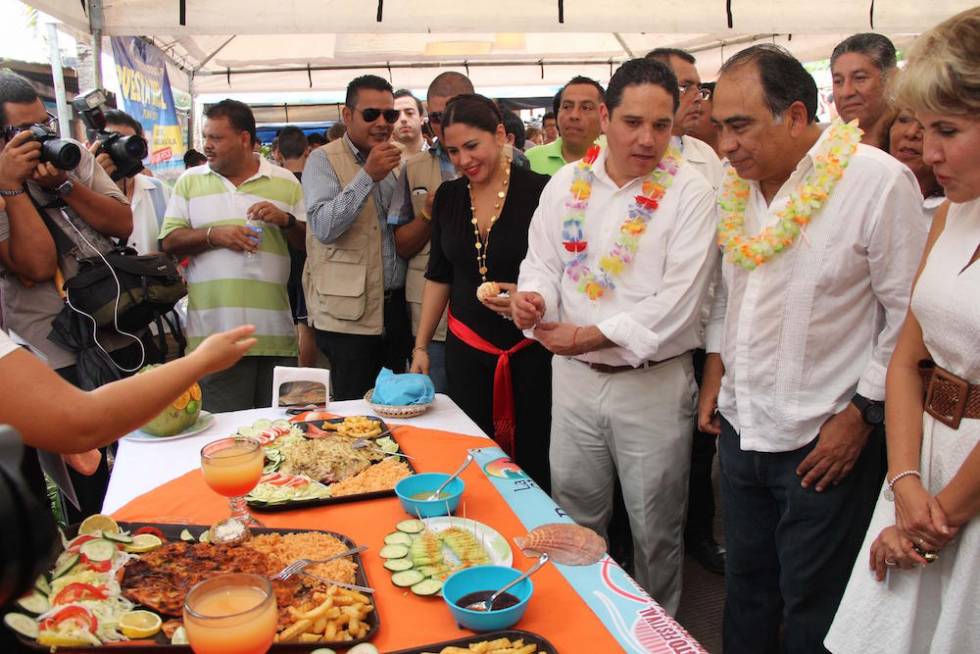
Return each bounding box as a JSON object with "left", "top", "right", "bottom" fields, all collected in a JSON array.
[
  {"left": 275, "top": 586, "right": 374, "bottom": 644},
  {"left": 425, "top": 638, "right": 539, "bottom": 654}
]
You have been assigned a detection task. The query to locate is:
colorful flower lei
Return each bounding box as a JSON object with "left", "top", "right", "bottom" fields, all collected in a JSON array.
[
  {"left": 717, "top": 119, "right": 863, "bottom": 270},
  {"left": 561, "top": 144, "right": 681, "bottom": 300}
]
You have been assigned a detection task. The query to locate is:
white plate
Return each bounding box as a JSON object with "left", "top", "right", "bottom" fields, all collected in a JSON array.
[
  {"left": 124, "top": 411, "right": 216, "bottom": 442},
  {"left": 423, "top": 516, "right": 513, "bottom": 567}
]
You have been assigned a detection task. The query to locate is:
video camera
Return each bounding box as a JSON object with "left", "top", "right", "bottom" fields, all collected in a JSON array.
[
  {"left": 72, "top": 89, "right": 148, "bottom": 181},
  {"left": 1, "top": 123, "right": 81, "bottom": 171}
]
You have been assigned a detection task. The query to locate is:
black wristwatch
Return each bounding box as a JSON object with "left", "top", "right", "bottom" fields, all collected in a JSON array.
[{"left": 851, "top": 393, "right": 885, "bottom": 425}]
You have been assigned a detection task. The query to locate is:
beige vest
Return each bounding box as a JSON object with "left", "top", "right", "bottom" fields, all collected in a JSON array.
[
  {"left": 303, "top": 139, "right": 385, "bottom": 335},
  {"left": 403, "top": 150, "right": 448, "bottom": 342}
]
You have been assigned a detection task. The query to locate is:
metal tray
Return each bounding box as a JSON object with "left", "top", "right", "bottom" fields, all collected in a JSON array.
[
  {"left": 10, "top": 521, "right": 378, "bottom": 652},
  {"left": 248, "top": 417, "right": 417, "bottom": 512},
  {"left": 388, "top": 629, "right": 559, "bottom": 654}
]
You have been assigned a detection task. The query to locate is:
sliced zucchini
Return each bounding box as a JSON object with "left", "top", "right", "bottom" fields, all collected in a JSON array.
[
  {"left": 103, "top": 531, "right": 133, "bottom": 544},
  {"left": 383, "top": 558, "right": 414, "bottom": 572},
  {"left": 179, "top": 529, "right": 195, "bottom": 542},
  {"left": 396, "top": 519, "right": 425, "bottom": 534},
  {"left": 383, "top": 532, "right": 413, "bottom": 547},
  {"left": 16, "top": 591, "right": 49, "bottom": 614},
  {"left": 253, "top": 419, "right": 273, "bottom": 430},
  {"left": 4, "top": 613, "right": 39, "bottom": 639},
  {"left": 379, "top": 544, "right": 409, "bottom": 559},
  {"left": 34, "top": 576, "right": 51, "bottom": 596},
  {"left": 79, "top": 539, "right": 115, "bottom": 562},
  {"left": 410, "top": 578, "right": 443, "bottom": 596},
  {"left": 390, "top": 570, "right": 425, "bottom": 587},
  {"left": 51, "top": 554, "right": 79, "bottom": 579}
]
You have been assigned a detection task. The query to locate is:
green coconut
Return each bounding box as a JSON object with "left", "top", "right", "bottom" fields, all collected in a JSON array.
[{"left": 139, "top": 365, "right": 202, "bottom": 436}]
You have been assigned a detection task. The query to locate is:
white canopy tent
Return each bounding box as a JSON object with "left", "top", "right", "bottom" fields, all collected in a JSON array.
[{"left": 28, "top": 1, "right": 972, "bottom": 97}]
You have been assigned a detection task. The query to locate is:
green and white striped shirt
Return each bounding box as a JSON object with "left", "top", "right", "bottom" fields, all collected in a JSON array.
[{"left": 160, "top": 157, "right": 305, "bottom": 356}]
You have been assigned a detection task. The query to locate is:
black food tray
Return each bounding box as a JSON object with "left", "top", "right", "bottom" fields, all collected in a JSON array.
[
  {"left": 248, "top": 416, "right": 416, "bottom": 512},
  {"left": 388, "top": 629, "right": 558, "bottom": 654},
  {"left": 10, "top": 521, "right": 378, "bottom": 652}
]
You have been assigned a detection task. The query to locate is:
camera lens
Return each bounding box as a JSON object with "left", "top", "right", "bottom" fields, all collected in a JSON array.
[
  {"left": 104, "top": 133, "right": 148, "bottom": 179},
  {"left": 41, "top": 139, "right": 82, "bottom": 170}
]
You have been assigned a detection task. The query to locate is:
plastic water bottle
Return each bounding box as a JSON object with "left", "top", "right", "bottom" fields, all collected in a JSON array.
[{"left": 245, "top": 218, "right": 263, "bottom": 260}]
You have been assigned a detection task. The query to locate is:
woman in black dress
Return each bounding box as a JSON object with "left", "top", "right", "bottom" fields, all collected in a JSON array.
[{"left": 410, "top": 95, "right": 553, "bottom": 491}]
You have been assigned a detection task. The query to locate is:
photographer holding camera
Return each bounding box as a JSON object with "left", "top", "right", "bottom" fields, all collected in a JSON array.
[{"left": 0, "top": 70, "right": 137, "bottom": 521}]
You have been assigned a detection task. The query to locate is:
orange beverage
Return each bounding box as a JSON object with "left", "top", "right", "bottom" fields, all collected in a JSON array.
[
  {"left": 184, "top": 574, "right": 277, "bottom": 654},
  {"left": 201, "top": 438, "right": 263, "bottom": 497}
]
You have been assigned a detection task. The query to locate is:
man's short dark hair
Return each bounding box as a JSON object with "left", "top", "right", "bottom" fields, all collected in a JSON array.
[
  {"left": 393, "top": 89, "right": 423, "bottom": 114},
  {"left": 0, "top": 69, "right": 39, "bottom": 128},
  {"left": 104, "top": 109, "right": 144, "bottom": 137},
  {"left": 606, "top": 58, "right": 680, "bottom": 114},
  {"left": 542, "top": 111, "right": 557, "bottom": 125},
  {"left": 308, "top": 132, "right": 327, "bottom": 146},
  {"left": 426, "top": 71, "right": 474, "bottom": 102},
  {"left": 277, "top": 125, "right": 308, "bottom": 160},
  {"left": 183, "top": 148, "right": 207, "bottom": 167},
  {"left": 645, "top": 48, "right": 696, "bottom": 65},
  {"left": 345, "top": 75, "right": 393, "bottom": 109},
  {"left": 831, "top": 33, "right": 898, "bottom": 72},
  {"left": 501, "top": 111, "right": 526, "bottom": 149},
  {"left": 204, "top": 99, "right": 257, "bottom": 143},
  {"left": 557, "top": 76, "right": 605, "bottom": 110},
  {"left": 720, "top": 44, "right": 818, "bottom": 123}
]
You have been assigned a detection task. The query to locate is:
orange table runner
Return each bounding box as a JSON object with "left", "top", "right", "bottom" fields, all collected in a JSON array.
[{"left": 112, "top": 425, "right": 626, "bottom": 653}]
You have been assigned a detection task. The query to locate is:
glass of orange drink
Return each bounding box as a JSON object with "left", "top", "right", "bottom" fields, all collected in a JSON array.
[
  {"left": 200, "top": 436, "right": 264, "bottom": 543},
  {"left": 183, "top": 573, "right": 277, "bottom": 654}
]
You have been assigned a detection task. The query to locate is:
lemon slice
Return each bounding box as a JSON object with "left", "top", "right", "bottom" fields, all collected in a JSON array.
[
  {"left": 37, "top": 630, "right": 98, "bottom": 647},
  {"left": 124, "top": 533, "right": 163, "bottom": 553},
  {"left": 119, "top": 610, "right": 162, "bottom": 639},
  {"left": 78, "top": 514, "right": 119, "bottom": 536}
]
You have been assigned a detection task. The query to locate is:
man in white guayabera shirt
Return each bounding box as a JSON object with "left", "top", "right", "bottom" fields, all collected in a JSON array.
[
  {"left": 698, "top": 45, "right": 926, "bottom": 654},
  {"left": 512, "top": 57, "right": 718, "bottom": 614}
]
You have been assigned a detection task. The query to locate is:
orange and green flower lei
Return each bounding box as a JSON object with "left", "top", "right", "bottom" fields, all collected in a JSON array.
[
  {"left": 562, "top": 144, "right": 681, "bottom": 300},
  {"left": 717, "top": 119, "right": 863, "bottom": 270}
]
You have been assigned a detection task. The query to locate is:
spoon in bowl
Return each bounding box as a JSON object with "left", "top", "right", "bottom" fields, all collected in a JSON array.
[
  {"left": 427, "top": 453, "right": 473, "bottom": 500},
  {"left": 465, "top": 553, "right": 550, "bottom": 612}
]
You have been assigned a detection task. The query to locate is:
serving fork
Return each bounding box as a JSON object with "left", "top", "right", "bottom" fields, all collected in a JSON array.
[{"left": 272, "top": 544, "right": 368, "bottom": 581}]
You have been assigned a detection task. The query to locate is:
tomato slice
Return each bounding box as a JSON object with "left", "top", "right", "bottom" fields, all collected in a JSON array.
[
  {"left": 41, "top": 605, "right": 98, "bottom": 633},
  {"left": 133, "top": 526, "right": 166, "bottom": 541},
  {"left": 286, "top": 477, "right": 308, "bottom": 488},
  {"left": 52, "top": 582, "right": 108, "bottom": 605},
  {"left": 79, "top": 554, "right": 112, "bottom": 573},
  {"left": 67, "top": 534, "right": 98, "bottom": 553}
]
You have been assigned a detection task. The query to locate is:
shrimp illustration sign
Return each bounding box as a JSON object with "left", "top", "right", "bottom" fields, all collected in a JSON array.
[
  {"left": 473, "top": 447, "right": 706, "bottom": 653},
  {"left": 109, "top": 36, "right": 185, "bottom": 176}
]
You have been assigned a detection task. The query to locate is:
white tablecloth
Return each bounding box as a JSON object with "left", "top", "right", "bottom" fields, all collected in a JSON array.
[{"left": 102, "top": 394, "right": 485, "bottom": 514}]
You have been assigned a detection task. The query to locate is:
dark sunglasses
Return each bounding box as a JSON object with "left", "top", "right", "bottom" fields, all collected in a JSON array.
[
  {"left": 358, "top": 107, "right": 400, "bottom": 123},
  {"left": 428, "top": 111, "right": 443, "bottom": 125}
]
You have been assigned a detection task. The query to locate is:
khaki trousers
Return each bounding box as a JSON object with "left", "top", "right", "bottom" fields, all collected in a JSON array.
[{"left": 550, "top": 353, "right": 697, "bottom": 615}]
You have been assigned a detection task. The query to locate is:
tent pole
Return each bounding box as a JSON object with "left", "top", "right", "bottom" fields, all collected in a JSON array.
[
  {"left": 187, "top": 71, "right": 196, "bottom": 151},
  {"left": 88, "top": 0, "right": 105, "bottom": 88},
  {"left": 46, "top": 23, "right": 72, "bottom": 138}
]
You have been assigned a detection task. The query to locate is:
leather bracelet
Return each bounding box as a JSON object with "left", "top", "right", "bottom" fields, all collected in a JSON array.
[
  {"left": 284, "top": 213, "right": 297, "bottom": 229},
  {"left": 884, "top": 469, "right": 921, "bottom": 501},
  {"left": 205, "top": 226, "right": 215, "bottom": 248}
]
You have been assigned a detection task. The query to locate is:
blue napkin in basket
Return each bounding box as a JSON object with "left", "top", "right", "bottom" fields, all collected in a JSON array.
[{"left": 373, "top": 368, "right": 435, "bottom": 406}]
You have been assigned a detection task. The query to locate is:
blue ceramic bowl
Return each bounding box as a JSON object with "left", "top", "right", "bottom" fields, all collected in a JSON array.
[
  {"left": 442, "top": 565, "right": 533, "bottom": 632},
  {"left": 394, "top": 472, "right": 464, "bottom": 518}
]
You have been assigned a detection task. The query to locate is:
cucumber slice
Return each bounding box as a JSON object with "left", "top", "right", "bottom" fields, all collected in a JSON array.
[
  {"left": 384, "top": 532, "right": 413, "bottom": 547},
  {"left": 238, "top": 425, "right": 260, "bottom": 437},
  {"left": 51, "top": 554, "right": 79, "bottom": 579},
  {"left": 271, "top": 419, "right": 291, "bottom": 429},
  {"left": 79, "top": 539, "right": 115, "bottom": 562},
  {"left": 390, "top": 570, "right": 425, "bottom": 587},
  {"left": 396, "top": 519, "right": 425, "bottom": 534},
  {"left": 34, "top": 576, "right": 51, "bottom": 596},
  {"left": 103, "top": 531, "right": 133, "bottom": 544},
  {"left": 410, "top": 578, "right": 443, "bottom": 596},
  {"left": 379, "top": 544, "right": 409, "bottom": 559},
  {"left": 4, "top": 613, "right": 39, "bottom": 639},
  {"left": 16, "top": 591, "right": 49, "bottom": 614},
  {"left": 179, "top": 529, "right": 195, "bottom": 542},
  {"left": 253, "top": 419, "right": 272, "bottom": 430},
  {"left": 383, "top": 558, "right": 414, "bottom": 572}
]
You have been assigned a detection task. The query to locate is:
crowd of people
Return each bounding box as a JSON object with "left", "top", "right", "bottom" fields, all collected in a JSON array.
[{"left": 0, "top": 6, "right": 977, "bottom": 653}]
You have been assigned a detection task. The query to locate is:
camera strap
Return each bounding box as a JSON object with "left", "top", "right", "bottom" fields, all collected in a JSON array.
[{"left": 26, "top": 190, "right": 77, "bottom": 260}]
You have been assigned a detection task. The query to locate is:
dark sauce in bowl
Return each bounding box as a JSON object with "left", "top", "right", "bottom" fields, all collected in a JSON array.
[{"left": 456, "top": 590, "right": 521, "bottom": 611}]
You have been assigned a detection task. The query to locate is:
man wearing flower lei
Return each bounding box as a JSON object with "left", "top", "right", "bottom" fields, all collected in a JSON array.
[
  {"left": 697, "top": 45, "right": 926, "bottom": 654},
  {"left": 513, "top": 58, "right": 719, "bottom": 614}
]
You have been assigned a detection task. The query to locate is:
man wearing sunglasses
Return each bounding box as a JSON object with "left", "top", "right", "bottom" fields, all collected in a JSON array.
[{"left": 303, "top": 74, "right": 411, "bottom": 401}]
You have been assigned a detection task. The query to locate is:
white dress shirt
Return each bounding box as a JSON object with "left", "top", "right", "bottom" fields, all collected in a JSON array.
[
  {"left": 705, "top": 130, "right": 927, "bottom": 452},
  {"left": 675, "top": 135, "right": 724, "bottom": 191},
  {"left": 519, "top": 147, "right": 718, "bottom": 367},
  {"left": 125, "top": 174, "right": 170, "bottom": 254}
]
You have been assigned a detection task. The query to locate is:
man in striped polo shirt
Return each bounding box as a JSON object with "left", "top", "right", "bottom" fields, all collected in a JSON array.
[{"left": 161, "top": 100, "right": 306, "bottom": 412}]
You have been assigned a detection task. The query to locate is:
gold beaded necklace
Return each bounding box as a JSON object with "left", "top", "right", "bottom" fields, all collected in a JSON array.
[{"left": 468, "top": 156, "right": 512, "bottom": 282}]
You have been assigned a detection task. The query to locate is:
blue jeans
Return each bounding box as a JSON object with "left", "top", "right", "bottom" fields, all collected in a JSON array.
[
  {"left": 718, "top": 416, "right": 885, "bottom": 654},
  {"left": 427, "top": 340, "right": 448, "bottom": 394}
]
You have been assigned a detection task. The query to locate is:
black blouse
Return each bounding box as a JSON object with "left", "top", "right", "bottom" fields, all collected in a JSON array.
[{"left": 425, "top": 164, "right": 550, "bottom": 350}]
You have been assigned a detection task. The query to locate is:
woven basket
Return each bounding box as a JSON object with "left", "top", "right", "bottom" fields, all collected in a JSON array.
[{"left": 364, "top": 389, "right": 432, "bottom": 418}]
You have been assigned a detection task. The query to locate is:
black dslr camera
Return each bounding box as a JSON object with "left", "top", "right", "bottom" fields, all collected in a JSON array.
[
  {"left": 72, "top": 89, "right": 148, "bottom": 180},
  {"left": 1, "top": 122, "right": 81, "bottom": 171}
]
